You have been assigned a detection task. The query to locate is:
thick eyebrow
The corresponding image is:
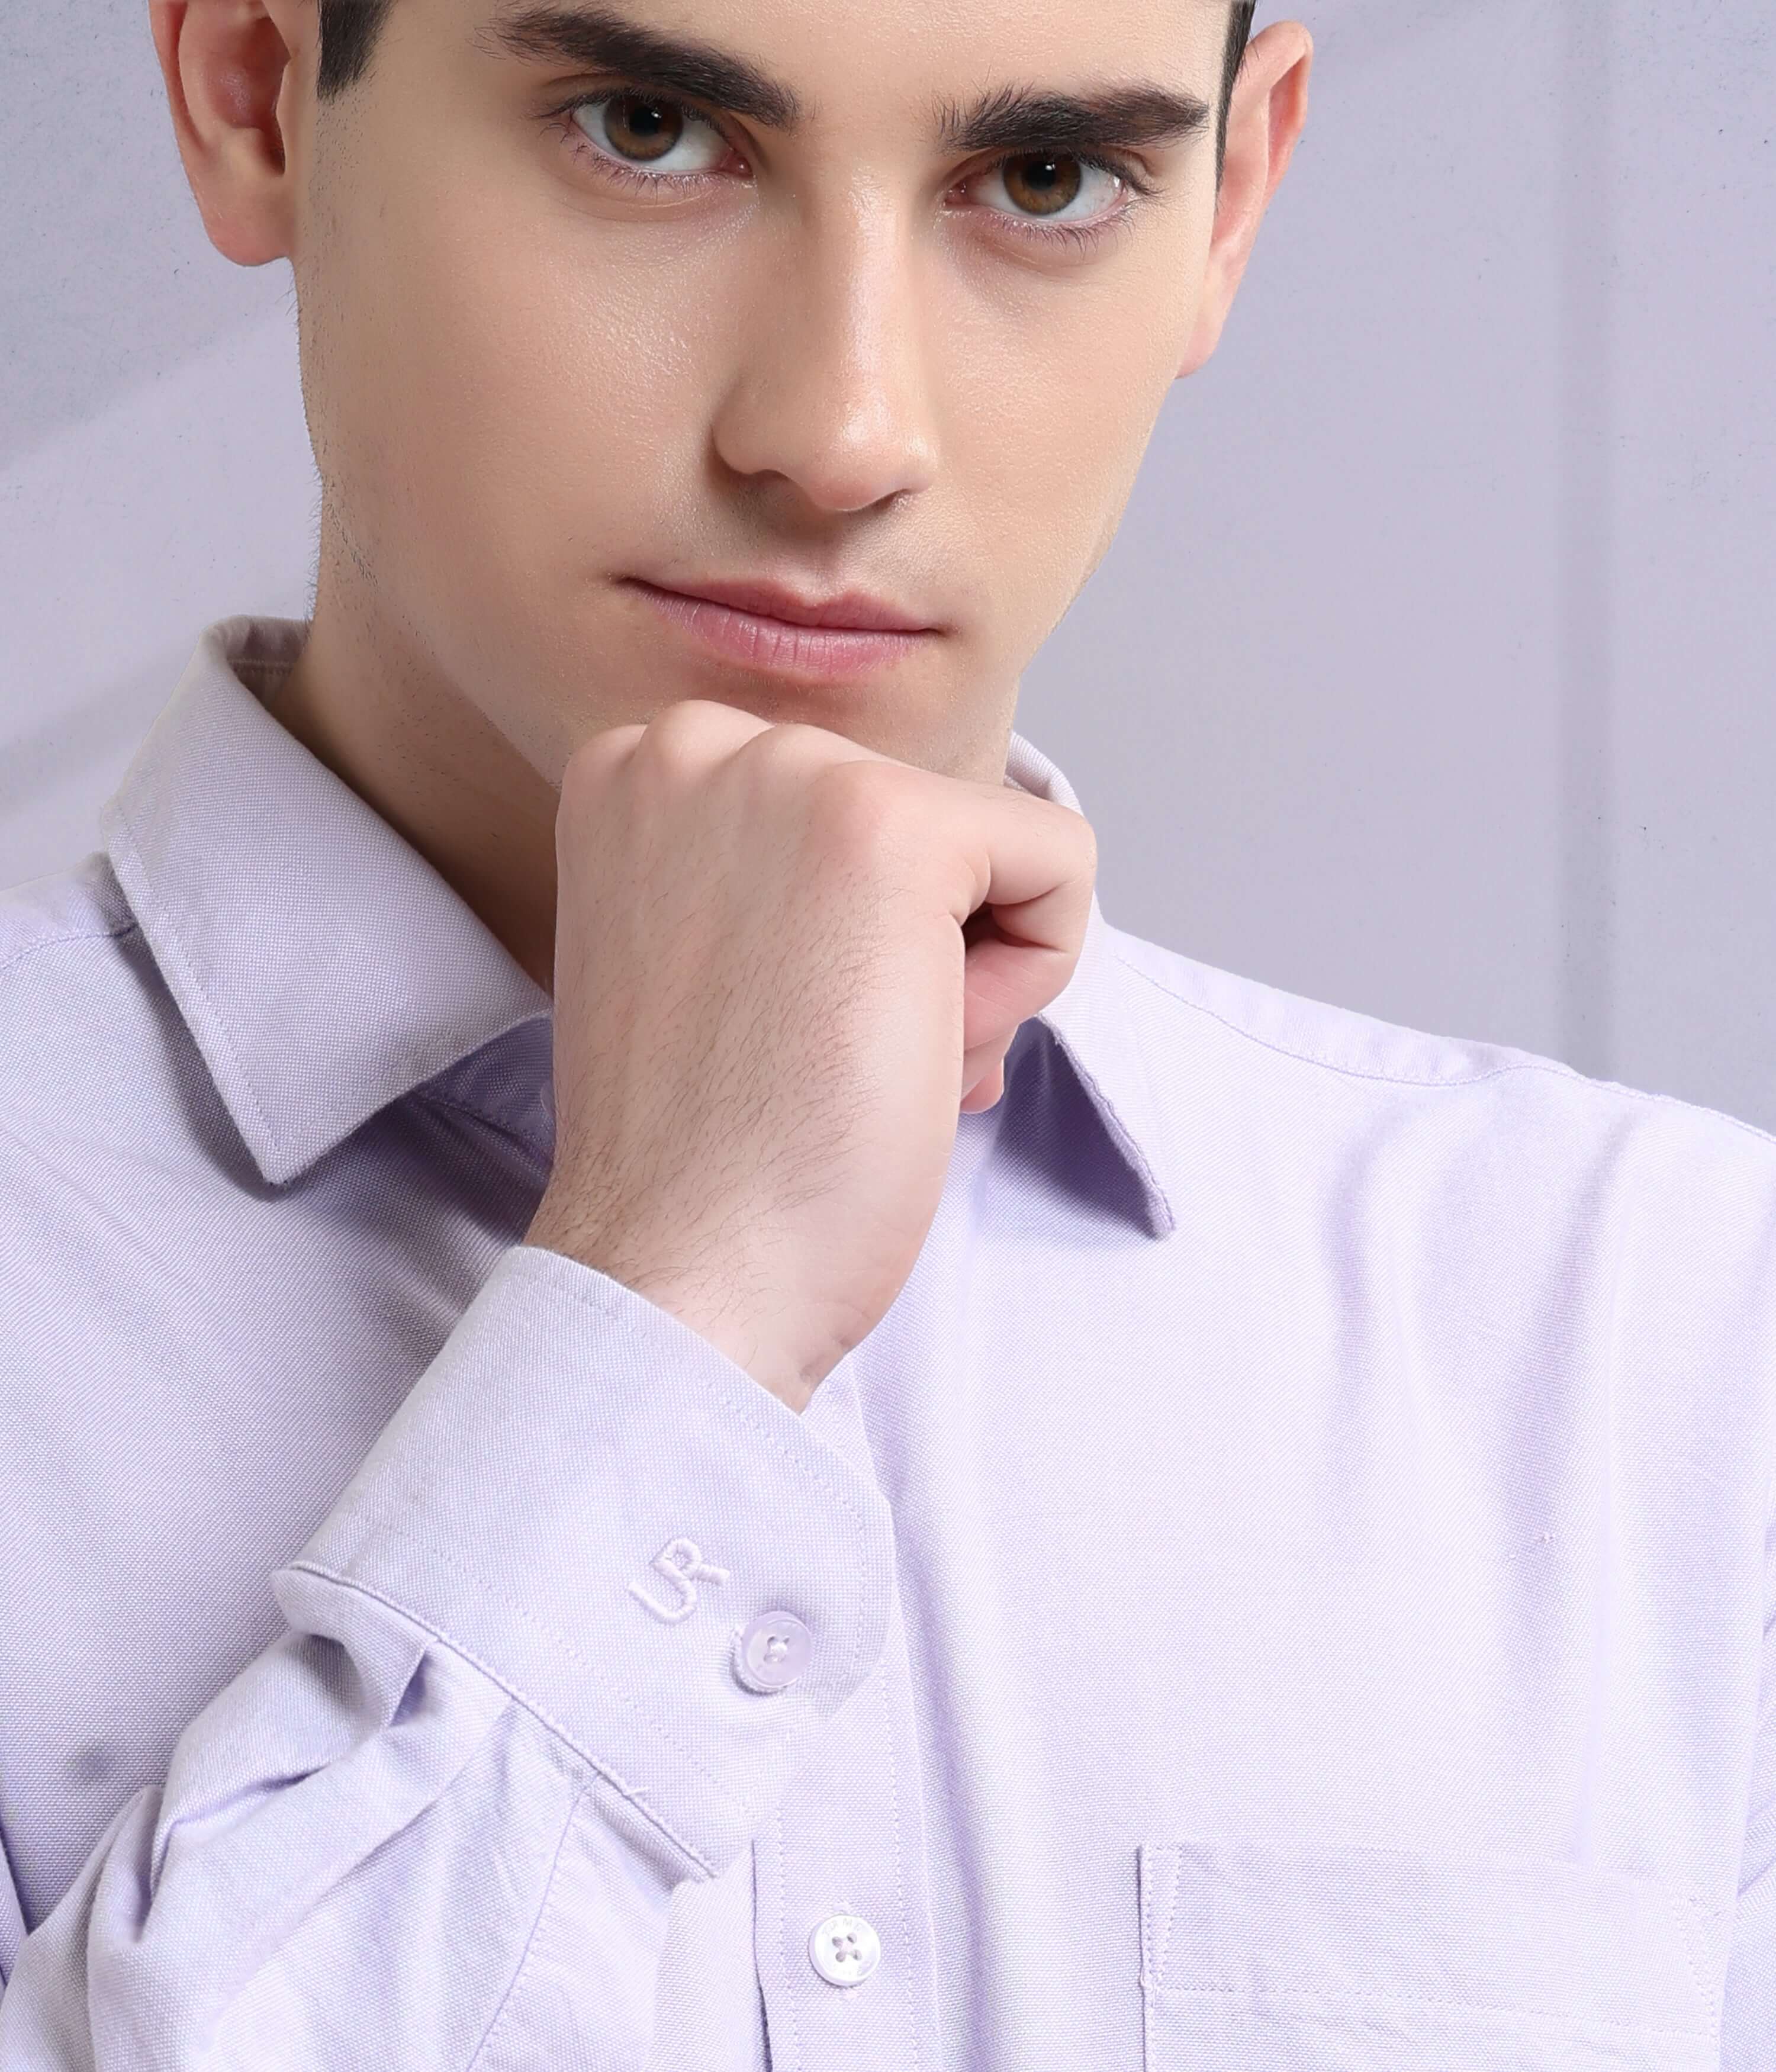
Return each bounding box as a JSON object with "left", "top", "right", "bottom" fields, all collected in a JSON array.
[
  {"left": 477, "top": 4, "right": 1213, "bottom": 161},
  {"left": 935, "top": 83, "right": 1215, "bottom": 157},
  {"left": 475, "top": 4, "right": 806, "bottom": 130}
]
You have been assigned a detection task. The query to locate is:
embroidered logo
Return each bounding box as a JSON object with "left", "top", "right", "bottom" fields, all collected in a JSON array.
[{"left": 628, "top": 1537, "right": 732, "bottom": 1623}]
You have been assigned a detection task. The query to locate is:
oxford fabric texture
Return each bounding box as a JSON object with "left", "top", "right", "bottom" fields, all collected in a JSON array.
[{"left": 1, "top": 616, "right": 1775, "bottom": 2068}]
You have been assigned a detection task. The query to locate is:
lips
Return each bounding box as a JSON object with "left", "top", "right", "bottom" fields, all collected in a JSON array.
[
  {"left": 629, "top": 575, "right": 936, "bottom": 633},
  {"left": 622, "top": 574, "right": 941, "bottom": 684}
]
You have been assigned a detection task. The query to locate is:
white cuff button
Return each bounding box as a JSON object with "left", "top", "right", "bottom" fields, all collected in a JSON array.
[
  {"left": 809, "top": 1913, "right": 881, "bottom": 1987},
  {"left": 734, "top": 1610, "right": 812, "bottom": 1693}
]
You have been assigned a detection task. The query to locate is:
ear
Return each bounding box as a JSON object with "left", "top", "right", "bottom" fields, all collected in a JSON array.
[
  {"left": 1176, "top": 20, "right": 1314, "bottom": 381},
  {"left": 147, "top": 0, "right": 311, "bottom": 266}
]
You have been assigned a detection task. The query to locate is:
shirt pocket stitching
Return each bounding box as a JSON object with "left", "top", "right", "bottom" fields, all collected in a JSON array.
[
  {"left": 1144, "top": 1977, "right": 1710, "bottom": 2043},
  {"left": 1671, "top": 1886, "right": 1725, "bottom": 2026},
  {"left": 1138, "top": 1838, "right": 1719, "bottom": 2047}
]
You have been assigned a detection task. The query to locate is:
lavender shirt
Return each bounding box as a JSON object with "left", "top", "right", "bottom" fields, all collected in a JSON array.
[{"left": 2, "top": 613, "right": 1775, "bottom": 2068}]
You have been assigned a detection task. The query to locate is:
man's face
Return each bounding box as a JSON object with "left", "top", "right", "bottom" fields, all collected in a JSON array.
[{"left": 288, "top": 0, "right": 1238, "bottom": 781}]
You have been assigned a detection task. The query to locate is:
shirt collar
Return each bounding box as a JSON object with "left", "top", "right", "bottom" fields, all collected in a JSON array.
[{"left": 99, "top": 614, "right": 1177, "bottom": 1239}]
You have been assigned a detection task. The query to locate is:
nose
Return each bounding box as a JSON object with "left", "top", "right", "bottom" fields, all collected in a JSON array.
[{"left": 710, "top": 190, "right": 941, "bottom": 516}]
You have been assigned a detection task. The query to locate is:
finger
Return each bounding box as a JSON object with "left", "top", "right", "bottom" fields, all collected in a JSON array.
[
  {"left": 947, "top": 786, "right": 1098, "bottom": 943},
  {"left": 635, "top": 695, "right": 778, "bottom": 774},
  {"left": 960, "top": 1060, "right": 1006, "bottom": 1114},
  {"left": 958, "top": 1031, "right": 1014, "bottom": 1111},
  {"left": 960, "top": 915, "right": 1072, "bottom": 1054},
  {"left": 559, "top": 719, "right": 647, "bottom": 797}
]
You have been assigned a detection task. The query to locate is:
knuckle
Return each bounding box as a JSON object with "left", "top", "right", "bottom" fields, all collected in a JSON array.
[
  {"left": 733, "top": 719, "right": 844, "bottom": 790},
  {"left": 809, "top": 755, "right": 907, "bottom": 856},
  {"left": 639, "top": 696, "right": 717, "bottom": 760},
  {"left": 639, "top": 696, "right": 773, "bottom": 775},
  {"left": 1048, "top": 799, "right": 1098, "bottom": 877},
  {"left": 753, "top": 718, "right": 839, "bottom": 760},
  {"left": 561, "top": 722, "right": 643, "bottom": 802}
]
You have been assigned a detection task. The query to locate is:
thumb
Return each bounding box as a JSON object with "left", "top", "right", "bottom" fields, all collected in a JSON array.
[
  {"left": 960, "top": 909, "right": 1079, "bottom": 1056},
  {"left": 960, "top": 1029, "right": 1016, "bottom": 1113}
]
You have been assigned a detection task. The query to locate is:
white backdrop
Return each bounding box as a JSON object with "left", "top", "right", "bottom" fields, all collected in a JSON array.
[{"left": 3, "top": 1, "right": 1771, "bottom": 1127}]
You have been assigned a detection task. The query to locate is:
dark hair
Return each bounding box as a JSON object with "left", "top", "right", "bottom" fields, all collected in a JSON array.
[{"left": 317, "top": 2, "right": 1259, "bottom": 195}]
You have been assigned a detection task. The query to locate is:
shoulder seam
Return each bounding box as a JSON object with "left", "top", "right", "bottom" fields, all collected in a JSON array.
[
  {"left": 1108, "top": 944, "right": 1576, "bottom": 1093},
  {"left": 1109, "top": 944, "right": 1776, "bottom": 1149}
]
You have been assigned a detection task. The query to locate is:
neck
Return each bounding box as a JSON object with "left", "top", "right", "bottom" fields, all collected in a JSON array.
[{"left": 270, "top": 576, "right": 564, "bottom": 999}]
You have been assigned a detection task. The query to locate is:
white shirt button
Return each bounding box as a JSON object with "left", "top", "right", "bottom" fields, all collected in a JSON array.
[
  {"left": 809, "top": 1913, "right": 881, "bottom": 1987},
  {"left": 733, "top": 1611, "right": 812, "bottom": 1693}
]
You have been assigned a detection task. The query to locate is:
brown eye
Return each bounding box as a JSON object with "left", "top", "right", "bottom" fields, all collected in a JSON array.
[
  {"left": 1000, "top": 155, "right": 1085, "bottom": 217},
  {"left": 601, "top": 94, "right": 685, "bottom": 162},
  {"left": 568, "top": 92, "right": 730, "bottom": 178},
  {"left": 966, "top": 150, "right": 1128, "bottom": 238}
]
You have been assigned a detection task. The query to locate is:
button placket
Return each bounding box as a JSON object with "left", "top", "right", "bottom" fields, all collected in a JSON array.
[
  {"left": 751, "top": 1357, "right": 943, "bottom": 2070},
  {"left": 809, "top": 1912, "right": 883, "bottom": 1987}
]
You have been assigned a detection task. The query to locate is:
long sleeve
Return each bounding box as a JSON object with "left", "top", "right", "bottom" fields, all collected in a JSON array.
[
  {"left": 1722, "top": 1458, "right": 1776, "bottom": 2067},
  {"left": 0, "top": 1243, "right": 895, "bottom": 2069}
]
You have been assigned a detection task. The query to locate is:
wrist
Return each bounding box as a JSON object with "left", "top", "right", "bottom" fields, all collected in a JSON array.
[{"left": 521, "top": 1211, "right": 816, "bottom": 1413}]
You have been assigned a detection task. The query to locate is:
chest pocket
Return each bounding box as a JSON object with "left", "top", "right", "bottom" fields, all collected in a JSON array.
[{"left": 1137, "top": 1838, "right": 1724, "bottom": 2070}]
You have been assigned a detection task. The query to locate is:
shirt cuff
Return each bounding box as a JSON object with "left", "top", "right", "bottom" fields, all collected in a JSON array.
[{"left": 289, "top": 1241, "right": 896, "bottom": 1880}]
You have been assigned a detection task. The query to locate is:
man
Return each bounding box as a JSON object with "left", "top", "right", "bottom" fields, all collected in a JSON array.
[{"left": 1, "top": 0, "right": 1772, "bottom": 2064}]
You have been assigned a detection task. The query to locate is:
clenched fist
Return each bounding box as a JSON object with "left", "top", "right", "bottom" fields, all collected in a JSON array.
[{"left": 523, "top": 700, "right": 1097, "bottom": 1414}]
